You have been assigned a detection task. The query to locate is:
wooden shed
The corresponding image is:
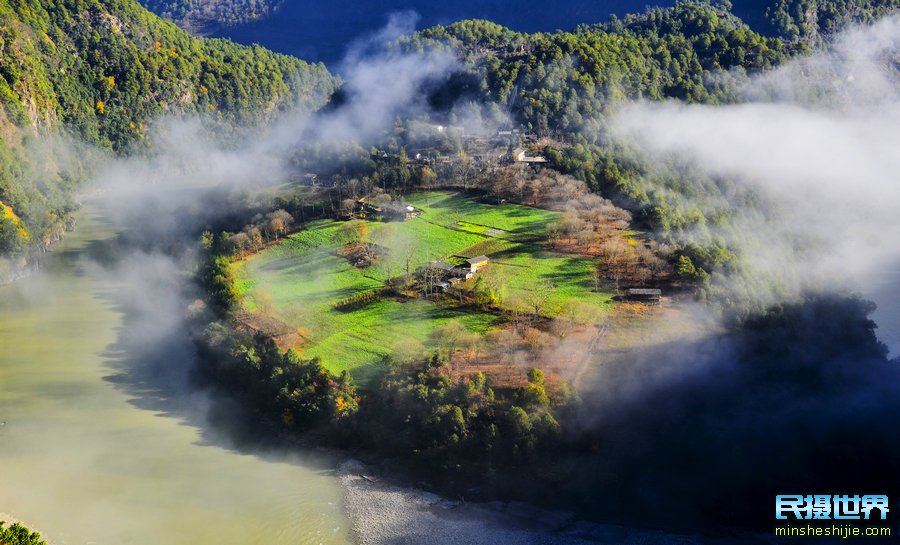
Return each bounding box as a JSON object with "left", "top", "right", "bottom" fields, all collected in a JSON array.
[{"left": 626, "top": 288, "right": 661, "bottom": 303}]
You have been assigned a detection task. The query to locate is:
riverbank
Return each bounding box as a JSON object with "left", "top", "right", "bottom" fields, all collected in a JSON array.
[{"left": 338, "top": 460, "right": 718, "bottom": 545}]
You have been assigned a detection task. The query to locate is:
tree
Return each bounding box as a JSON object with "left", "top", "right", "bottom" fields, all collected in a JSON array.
[
  {"left": 0, "top": 216, "right": 25, "bottom": 254},
  {"left": 523, "top": 282, "right": 555, "bottom": 317},
  {"left": 0, "top": 522, "right": 47, "bottom": 545},
  {"left": 454, "top": 150, "right": 476, "bottom": 190},
  {"left": 546, "top": 221, "right": 562, "bottom": 249},
  {"left": 418, "top": 263, "right": 446, "bottom": 296},
  {"left": 676, "top": 254, "right": 709, "bottom": 283},
  {"left": 418, "top": 165, "right": 437, "bottom": 187},
  {"left": 474, "top": 264, "right": 509, "bottom": 306},
  {"left": 230, "top": 232, "right": 250, "bottom": 256},
  {"left": 393, "top": 234, "right": 418, "bottom": 276},
  {"left": 522, "top": 367, "right": 550, "bottom": 408},
  {"left": 340, "top": 198, "right": 356, "bottom": 216},
  {"left": 431, "top": 320, "right": 480, "bottom": 355},
  {"left": 247, "top": 227, "right": 263, "bottom": 252},
  {"left": 523, "top": 327, "right": 552, "bottom": 354}
]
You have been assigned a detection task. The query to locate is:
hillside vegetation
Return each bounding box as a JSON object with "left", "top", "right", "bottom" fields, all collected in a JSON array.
[
  {"left": 404, "top": 3, "right": 793, "bottom": 133},
  {"left": 0, "top": 0, "right": 338, "bottom": 257},
  {"left": 731, "top": 0, "right": 900, "bottom": 41},
  {"left": 137, "top": 0, "right": 280, "bottom": 31},
  {"left": 0, "top": 521, "right": 46, "bottom": 545}
]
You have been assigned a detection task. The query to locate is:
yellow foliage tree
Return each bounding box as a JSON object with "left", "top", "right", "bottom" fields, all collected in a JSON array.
[{"left": 0, "top": 201, "right": 28, "bottom": 241}]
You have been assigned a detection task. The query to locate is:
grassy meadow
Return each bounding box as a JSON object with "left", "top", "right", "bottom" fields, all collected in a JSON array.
[{"left": 232, "top": 191, "right": 616, "bottom": 386}]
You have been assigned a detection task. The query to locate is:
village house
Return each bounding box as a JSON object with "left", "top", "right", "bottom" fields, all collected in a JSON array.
[
  {"left": 382, "top": 203, "right": 421, "bottom": 221},
  {"left": 467, "top": 255, "right": 490, "bottom": 273},
  {"left": 431, "top": 260, "right": 456, "bottom": 273},
  {"left": 511, "top": 148, "right": 547, "bottom": 164},
  {"left": 355, "top": 198, "right": 382, "bottom": 215},
  {"left": 404, "top": 205, "right": 421, "bottom": 220}
]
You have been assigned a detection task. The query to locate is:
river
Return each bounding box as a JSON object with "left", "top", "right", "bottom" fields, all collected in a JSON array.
[{"left": 0, "top": 206, "right": 351, "bottom": 545}]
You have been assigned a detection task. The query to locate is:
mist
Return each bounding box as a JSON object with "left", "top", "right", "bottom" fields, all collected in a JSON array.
[
  {"left": 8, "top": 7, "right": 900, "bottom": 540},
  {"left": 543, "top": 16, "right": 900, "bottom": 531},
  {"left": 610, "top": 14, "right": 900, "bottom": 315}
]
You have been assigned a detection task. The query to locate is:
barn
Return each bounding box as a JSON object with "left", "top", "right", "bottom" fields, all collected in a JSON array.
[{"left": 626, "top": 288, "right": 661, "bottom": 303}]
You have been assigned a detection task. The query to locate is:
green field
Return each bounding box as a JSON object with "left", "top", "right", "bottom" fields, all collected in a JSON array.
[{"left": 233, "top": 192, "right": 615, "bottom": 386}]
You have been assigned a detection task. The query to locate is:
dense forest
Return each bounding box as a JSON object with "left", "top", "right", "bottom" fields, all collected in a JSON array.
[
  {"left": 731, "top": 0, "right": 900, "bottom": 41},
  {"left": 137, "top": 0, "right": 280, "bottom": 31},
  {"left": 404, "top": 2, "right": 793, "bottom": 129},
  {"left": 138, "top": 0, "right": 900, "bottom": 48},
  {"left": 0, "top": 0, "right": 337, "bottom": 259}
]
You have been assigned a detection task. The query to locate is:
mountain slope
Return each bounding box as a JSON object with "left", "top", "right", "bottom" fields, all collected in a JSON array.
[
  {"left": 730, "top": 0, "right": 900, "bottom": 41},
  {"left": 0, "top": 0, "right": 338, "bottom": 257},
  {"left": 0, "top": 0, "right": 337, "bottom": 149},
  {"left": 138, "top": 0, "right": 279, "bottom": 32},
  {"left": 403, "top": 2, "right": 792, "bottom": 133}
]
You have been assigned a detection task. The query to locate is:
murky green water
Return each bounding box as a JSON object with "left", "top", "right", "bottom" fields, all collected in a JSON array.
[{"left": 0, "top": 208, "right": 350, "bottom": 545}]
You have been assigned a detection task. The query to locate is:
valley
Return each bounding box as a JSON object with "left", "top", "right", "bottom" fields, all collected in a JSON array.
[{"left": 1, "top": 0, "right": 899, "bottom": 543}]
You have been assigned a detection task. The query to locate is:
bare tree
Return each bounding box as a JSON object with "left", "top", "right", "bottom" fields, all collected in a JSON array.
[
  {"left": 417, "top": 264, "right": 445, "bottom": 296},
  {"left": 393, "top": 234, "right": 417, "bottom": 276},
  {"left": 523, "top": 282, "right": 555, "bottom": 317},
  {"left": 230, "top": 232, "right": 250, "bottom": 256}
]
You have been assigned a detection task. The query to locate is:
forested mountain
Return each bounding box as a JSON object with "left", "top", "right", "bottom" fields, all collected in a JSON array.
[
  {"left": 138, "top": 0, "right": 899, "bottom": 64},
  {"left": 393, "top": 3, "right": 795, "bottom": 304},
  {"left": 730, "top": 0, "right": 900, "bottom": 41},
  {"left": 404, "top": 2, "right": 792, "bottom": 133},
  {"left": 138, "top": 0, "right": 279, "bottom": 31},
  {"left": 0, "top": 0, "right": 338, "bottom": 255},
  {"left": 146, "top": 0, "right": 680, "bottom": 63}
]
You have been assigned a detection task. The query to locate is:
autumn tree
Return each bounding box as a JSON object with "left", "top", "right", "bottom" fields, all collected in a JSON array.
[{"left": 247, "top": 227, "right": 263, "bottom": 252}]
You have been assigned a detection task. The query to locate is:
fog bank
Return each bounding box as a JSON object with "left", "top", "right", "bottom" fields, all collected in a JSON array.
[{"left": 611, "top": 14, "right": 900, "bottom": 318}]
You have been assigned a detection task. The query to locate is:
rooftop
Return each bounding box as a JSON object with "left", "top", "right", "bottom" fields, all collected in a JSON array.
[
  {"left": 628, "top": 288, "right": 661, "bottom": 295},
  {"left": 467, "top": 255, "right": 490, "bottom": 265}
]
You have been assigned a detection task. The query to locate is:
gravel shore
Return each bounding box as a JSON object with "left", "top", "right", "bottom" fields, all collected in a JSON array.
[{"left": 338, "top": 460, "right": 717, "bottom": 545}]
